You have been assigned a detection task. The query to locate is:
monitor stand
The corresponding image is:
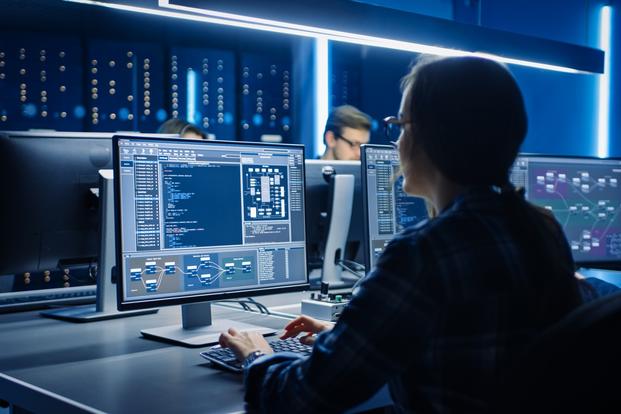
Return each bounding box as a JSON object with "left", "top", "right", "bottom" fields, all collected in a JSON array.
[
  {"left": 141, "top": 302, "right": 277, "bottom": 347},
  {"left": 41, "top": 170, "right": 157, "bottom": 322},
  {"left": 311, "top": 174, "right": 359, "bottom": 289}
]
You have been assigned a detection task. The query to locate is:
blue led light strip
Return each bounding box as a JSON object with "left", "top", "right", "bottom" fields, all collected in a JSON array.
[
  {"left": 186, "top": 68, "right": 196, "bottom": 124},
  {"left": 597, "top": 5, "right": 612, "bottom": 158},
  {"left": 314, "top": 38, "right": 329, "bottom": 158}
]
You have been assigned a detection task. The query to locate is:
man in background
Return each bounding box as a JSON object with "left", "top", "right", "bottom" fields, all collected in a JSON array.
[
  {"left": 157, "top": 118, "right": 207, "bottom": 140},
  {"left": 321, "top": 105, "right": 371, "bottom": 161}
]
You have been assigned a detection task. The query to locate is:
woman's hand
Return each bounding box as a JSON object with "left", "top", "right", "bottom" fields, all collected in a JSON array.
[
  {"left": 280, "top": 315, "right": 334, "bottom": 345},
  {"left": 219, "top": 328, "right": 274, "bottom": 361}
]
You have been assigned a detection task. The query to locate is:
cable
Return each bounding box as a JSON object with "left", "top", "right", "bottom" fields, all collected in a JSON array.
[
  {"left": 246, "top": 297, "right": 271, "bottom": 315},
  {"left": 337, "top": 260, "right": 364, "bottom": 279},
  {"left": 213, "top": 298, "right": 271, "bottom": 315},
  {"left": 341, "top": 259, "right": 365, "bottom": 272},
  {"left": 214, "top": 299, "right": 251, "bottom": 312}
]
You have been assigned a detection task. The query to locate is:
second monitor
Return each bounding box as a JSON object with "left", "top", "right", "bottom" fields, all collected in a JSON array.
[
  {"left": 510, "top": 154, "right": 621, "bottom": 270},
  {"left": 305, "top": 160, "right": 364, "bottom": 288},
  {"left": 361, "top": 144, "right": 429, "bottom": 271}
]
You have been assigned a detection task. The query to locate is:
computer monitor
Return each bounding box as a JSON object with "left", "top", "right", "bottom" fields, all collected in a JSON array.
[
  {"left": 0, "top": 131, "right": 113, "bottom": 309},
  {"left": 510, "top": 154, "right": 621, "bottom": 269},
  {"left": 361, "top": 144, "right": 428, "bottom": 271},
  {"left": 304, "top": 160, "right": 364, "bottom": 288},
  {"left": 114, "top": 135, "right": 308, "bottom": 346}
]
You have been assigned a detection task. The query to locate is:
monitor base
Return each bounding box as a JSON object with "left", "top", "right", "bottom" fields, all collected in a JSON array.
[
  {"left": 41, "top": 305, "right": 157, "bottom": 322},
  {"left": 141, "top": 319, "right": 276, "bottom": 347}
]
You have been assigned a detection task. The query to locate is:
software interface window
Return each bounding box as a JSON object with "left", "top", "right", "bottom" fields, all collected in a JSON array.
[
  {"left": 117, "top": 138, "right": 307, "bottom": 303},
  {"left": 364, "top": 146, "right": 428, "bottom": 269},
  {"left": 511, "top": 156, "right": 621, "bottom": 263}
]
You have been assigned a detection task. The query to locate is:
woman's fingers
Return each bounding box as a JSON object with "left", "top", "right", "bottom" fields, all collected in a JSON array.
[{"left": 299, "top": 333, "right": 316, "bottom": 346}]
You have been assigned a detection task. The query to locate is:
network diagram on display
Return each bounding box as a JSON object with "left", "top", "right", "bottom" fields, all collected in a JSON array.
[
  {"left": 128, "top": 254, "right": 256, "bottom": 294},
  {"left": 531, "top": 166, "right": 620, "bottom": 257}
]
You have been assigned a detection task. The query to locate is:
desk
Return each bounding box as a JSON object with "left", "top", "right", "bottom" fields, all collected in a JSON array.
[
  {"left": 0, "top": 296, "right": 301, "bottom": 414},
  {"left": 578, "top": 268, "right": 621, "bottom": 287},
  {"left": 0, "top": 291, "right": 390, "bottom": 414}
]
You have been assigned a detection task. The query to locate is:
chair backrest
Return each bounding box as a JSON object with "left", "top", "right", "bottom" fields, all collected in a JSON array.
[{"left": 496, "top": 290, "right": 621, "bottom": 413}]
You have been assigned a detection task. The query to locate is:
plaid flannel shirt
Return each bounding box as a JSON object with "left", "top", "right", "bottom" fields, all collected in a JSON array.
[{"left": 244, "top": 187, "right": 582, "bottom": 413}]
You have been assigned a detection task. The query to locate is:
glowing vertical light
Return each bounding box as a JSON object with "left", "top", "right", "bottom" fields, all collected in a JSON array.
[
  {"left": 314, "top": 37, "right": 329, "bottom": 157},
  {"left": 186, "top": 68, "right": 197, "bottom": 123},
  {"left": 597, "top": 5, "right": 612, "bottom": 158}
]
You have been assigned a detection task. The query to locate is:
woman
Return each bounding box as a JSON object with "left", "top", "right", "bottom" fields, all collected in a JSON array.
[{"left": 219, "top": 56, "right": 582, "bottom": 413}]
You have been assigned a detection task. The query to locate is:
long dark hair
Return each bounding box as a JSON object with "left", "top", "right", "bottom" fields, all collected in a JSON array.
[
  {"left": 402, "top": 56, "right": 580, "bottom": 320},
  {"left": 401, "top": 55, "right": 527, "bottom": 187}
]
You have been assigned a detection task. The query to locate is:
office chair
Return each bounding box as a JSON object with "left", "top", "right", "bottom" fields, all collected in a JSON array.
[{"left": 495, "top": 290, "right": 621, "bottom": 413}]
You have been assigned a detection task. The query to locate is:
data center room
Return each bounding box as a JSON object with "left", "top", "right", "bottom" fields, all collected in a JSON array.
[{"left": 1, "top": 0, "right": 621, "bottom": 413}]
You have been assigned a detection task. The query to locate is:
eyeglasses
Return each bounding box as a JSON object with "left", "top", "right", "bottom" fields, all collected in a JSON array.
[
  {"left": 335, "top": 133, "right": 363, "bottom": 149},
  {"left": 383, "top": 116, "right": 411, "bottom": 142}
]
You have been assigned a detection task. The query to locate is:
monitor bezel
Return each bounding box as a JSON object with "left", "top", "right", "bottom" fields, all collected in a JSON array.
[
  {"left": 514, "top": 152, "right": 621, "bottom": 270},
  {"left": 0, "top": 131, "right": 114, "bottom": 276},
  {"left": 360, "top": 144, "right": 395, "bottom": 273},
  {"left": 113, "top": 135, "right": 310, "bottom": 311}
]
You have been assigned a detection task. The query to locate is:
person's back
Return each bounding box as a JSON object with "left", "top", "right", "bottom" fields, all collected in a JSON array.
[
  {"left": 375, "top": 187, "right": 580, "bottom": 411},
  {"left": 217, "top": 55, "right": 582, "bottom": 414}
]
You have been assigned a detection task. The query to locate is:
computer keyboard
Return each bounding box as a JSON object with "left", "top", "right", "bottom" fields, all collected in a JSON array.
[
  {"left": 0, "top": 286, "right": 97, "bottom": 312},
  {"left": 200, "top": 337, "right": 313, "bottom": 372}
]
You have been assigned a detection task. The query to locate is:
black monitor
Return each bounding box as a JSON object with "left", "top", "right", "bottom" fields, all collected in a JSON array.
[
  {"left": 0, "top": 131, "right": 113, "bottom": 309},
  {"left": 114, "top": 135, "right": 308, "bottom": 346},
  {"left": 304, "top": 160, "right": 364, "bottom": 288},
  {"left": 361, "top": 144, "right": 428, "bottom": 271},
  {"left": 510, "top": 154, "right": 621, "bottom": 270}
]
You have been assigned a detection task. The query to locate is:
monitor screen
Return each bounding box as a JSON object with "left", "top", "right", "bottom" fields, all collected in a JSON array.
[
  {"left": 361, "top": 145, "right": 428, "bottom": 271},
  {"left": 0, "top": 131, "right": 115, "bottom": 310},
  {"left": 115, "top": 136, "right": 308, "bottom": 310},
  {"left": 510, "top": 154, "right": 621, "bottom": 267},
  {"left": 0, "top": 131, "right": 114, "bottom": 276}
]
